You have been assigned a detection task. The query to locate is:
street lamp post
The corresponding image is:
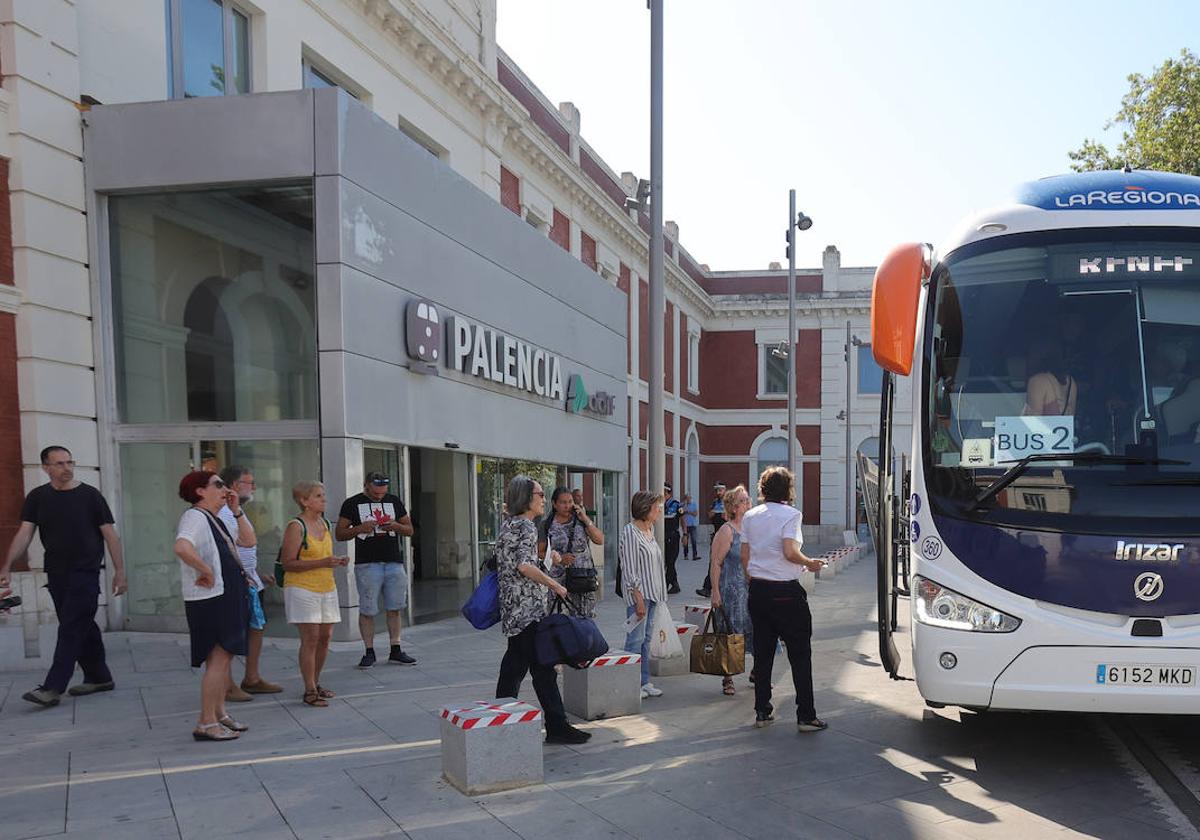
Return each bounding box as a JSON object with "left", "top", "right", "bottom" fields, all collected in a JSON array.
[
  {"left": 784, "top": 192, "right": 812, "bottom": 483},
  {"left": 647, "top": 0, "right": 665, "bottom": 540}
]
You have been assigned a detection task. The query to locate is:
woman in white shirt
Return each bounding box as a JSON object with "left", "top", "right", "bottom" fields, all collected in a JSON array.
[
  {"left": 619, "top": 490, "right": 669, "bottom": 698},
  {"left": 740, "top": 467, "right": 827, "bottom": 732},
  {"left": 174, "top": 470, "right": 250, "bottom": 742}
]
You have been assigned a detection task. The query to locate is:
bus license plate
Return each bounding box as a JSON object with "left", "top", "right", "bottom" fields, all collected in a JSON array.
[{"left": 1096, "top": 664, "right": 1196, "bottom": 686}]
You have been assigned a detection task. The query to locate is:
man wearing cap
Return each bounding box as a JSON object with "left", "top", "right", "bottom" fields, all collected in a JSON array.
[
  {"left": 662, "top": 482, "right": 683, "bottom": 595},
  {"left": 336, "top": 473, "right": 416, "bottom": 668}
]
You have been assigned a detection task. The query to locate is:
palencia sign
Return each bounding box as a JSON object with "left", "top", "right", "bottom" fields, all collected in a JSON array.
[
  {"left": 405, "top": 300, "right": 616, "bottom": 417},
  {"left": 448, "top": 315, "right": 565, "bottom": 400}
]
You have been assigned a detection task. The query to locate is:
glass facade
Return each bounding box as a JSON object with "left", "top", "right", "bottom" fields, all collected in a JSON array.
[
  {"left": 109, "top": 185, "right": 316, "bottom": 424},
  {"left": 108, "top": 184, "right": 318, "bottom": 631},
  {"left": 119, "top": 438, "right": 320, "bottom": 628}
]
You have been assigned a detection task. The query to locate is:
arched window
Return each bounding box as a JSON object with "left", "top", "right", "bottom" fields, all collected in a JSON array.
[
  {"left": 685, "top": 427, "right": 699, "bottom": 497},
  {"left": 754, "top": 436, "right": 789, "bottom": 482}
]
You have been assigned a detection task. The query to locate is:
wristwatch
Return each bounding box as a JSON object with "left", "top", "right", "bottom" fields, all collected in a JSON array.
[{"left": 234, "top": 511, "right": 245, "bottom": 519}]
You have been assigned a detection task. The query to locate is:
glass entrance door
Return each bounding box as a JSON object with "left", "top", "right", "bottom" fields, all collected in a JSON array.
[{"left": 117, "top": 436, "right": 319, "bottom": 631}]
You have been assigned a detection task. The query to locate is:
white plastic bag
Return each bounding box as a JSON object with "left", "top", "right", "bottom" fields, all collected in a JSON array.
[{"left": 648, "top": 604, "right": 683, "bottom": 659}]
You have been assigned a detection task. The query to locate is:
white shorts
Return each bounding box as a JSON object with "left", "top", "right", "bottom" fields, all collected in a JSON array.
[{"left": 284, "top": 586, "right": 341, "bottom": 625}]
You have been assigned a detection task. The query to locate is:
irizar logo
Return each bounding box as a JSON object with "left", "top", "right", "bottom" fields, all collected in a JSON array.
[
  {"left": 1134, "top": 572, "right": 1164, "bottom": 602},
  {"left": 1079, "top": 256, "right": 1193, "bottom": 274},
  {"left": 1115, "top": 540, "right": 1184, "bottom": 564},
  {"left": 1054, "top": 186, "right": 1200, "bottom": 208},
  {"left": 565, "top": 374, "right": 616, "bottom": 416}
]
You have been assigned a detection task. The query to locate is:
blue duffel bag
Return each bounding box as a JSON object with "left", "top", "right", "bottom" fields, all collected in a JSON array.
[
  {"left": 534, "top": 597, "right": 609, "bottom": 669},
  {"left": 461, "top": 568, "right": 500, "bottom": 630}
]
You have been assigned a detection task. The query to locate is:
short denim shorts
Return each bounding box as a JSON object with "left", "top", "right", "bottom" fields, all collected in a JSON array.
[{"left": 354, "top": 562, "right": 408, "bottom": 616}]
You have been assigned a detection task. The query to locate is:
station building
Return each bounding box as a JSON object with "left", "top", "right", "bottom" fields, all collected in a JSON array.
[{"left": 0, "top": 0, "right": 909, "bottom": 653}]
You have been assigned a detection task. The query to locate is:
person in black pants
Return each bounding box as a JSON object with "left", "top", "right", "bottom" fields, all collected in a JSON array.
[
  {"left": 696, "top": 483, "right": 726, "bottom": 597},
  {"left": 662, "top": 483, "right": 682, "bottom": 594},
  {"left": 494, "top": 475, "right": 590, "bottom": 745},
  {"left": 1, "top": 446, "right": 127, "bottom": 708},
  {"left": 740, "top": 467, "right": 827, "bottom": 731}
]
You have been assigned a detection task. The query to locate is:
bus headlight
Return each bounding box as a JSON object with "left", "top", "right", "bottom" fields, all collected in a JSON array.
[{"left": 914, "top": 575, "right": 1021, "bottom": 633}]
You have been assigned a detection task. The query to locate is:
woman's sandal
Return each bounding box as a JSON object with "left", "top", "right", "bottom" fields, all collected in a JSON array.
[
  {"left": 218, "top": 714, "right": 249, "bottom": 732},
  {"left": 302, "top": 689, "right": 328, "bottom": 707},
  {"left": 722, "top": 677, "right": 736, "bottom": 696},
  {"left": 316, "top": 685, "right": 335, "bottom": 699},
  {"left": 192, "top": 722, "right": 239, "bottom": 741}
]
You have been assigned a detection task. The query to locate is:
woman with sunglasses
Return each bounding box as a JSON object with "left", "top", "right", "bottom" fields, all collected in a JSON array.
[
  {"left": 174, "top": 471, "right": 251, "bottom": 741},
  {"left": 495, "top": 475, "right": 590, "bottom": 745}
]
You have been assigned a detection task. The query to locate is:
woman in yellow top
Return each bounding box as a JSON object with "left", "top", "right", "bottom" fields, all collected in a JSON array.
[{"left": 281, "top": 480, "right": 348, "bottom": 707}]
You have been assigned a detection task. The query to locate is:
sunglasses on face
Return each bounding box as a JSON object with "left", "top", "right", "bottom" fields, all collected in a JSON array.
[{"left": 208, "top": 479, "right": 227, "bottom": 489}]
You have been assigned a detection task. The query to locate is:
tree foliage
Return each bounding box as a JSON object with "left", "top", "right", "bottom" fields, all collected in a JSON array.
[{"left": 1070, "top": 49, "right": 1200, "bottom": 175}]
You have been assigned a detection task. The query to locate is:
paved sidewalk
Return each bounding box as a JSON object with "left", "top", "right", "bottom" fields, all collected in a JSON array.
[{"left": 0, "top": 550, "right": 1189, "bottom": 839}]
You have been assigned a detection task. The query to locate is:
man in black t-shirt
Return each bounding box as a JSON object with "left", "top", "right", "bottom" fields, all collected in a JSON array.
[
  {"left": 0, "top": 446, "right": 127, "bottom": 707},
  {"left": 336, "top": 472, "right": 416, "bottom": 668}
]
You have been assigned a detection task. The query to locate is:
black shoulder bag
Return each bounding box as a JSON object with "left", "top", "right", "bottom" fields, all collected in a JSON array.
[{"left": 560, "top": 515, "right": 598, "bottom": 595}]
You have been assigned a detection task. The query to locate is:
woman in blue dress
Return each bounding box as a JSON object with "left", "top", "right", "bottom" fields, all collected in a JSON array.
[{"left": 709, "top": 484, "right": 752, "bottom": 695}]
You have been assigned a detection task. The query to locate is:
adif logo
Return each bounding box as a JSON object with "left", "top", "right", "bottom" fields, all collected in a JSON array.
[
  {"left": 1079, "top": 256, "right": 1194, "bottom": 274},
  {"left": 405, "top": 300, "right": 441, "bottom": 372},
  {"left": 1055, "top": 186, "right": 1200, "bottom": 208},
  {"left": 1114, "top": 540, "right": 1184, "bottom": 564},
  {"left": 565, "top": 374, "right": 616, "bottom": 416}
]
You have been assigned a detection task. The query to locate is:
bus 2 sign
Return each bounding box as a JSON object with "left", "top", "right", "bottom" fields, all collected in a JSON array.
[{"left": 993, "top": 416, "right": 1074, "bottom": 462}]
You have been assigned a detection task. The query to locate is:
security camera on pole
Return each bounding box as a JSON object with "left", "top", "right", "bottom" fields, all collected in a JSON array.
[{"left": 784, "top": 189, "right": 813, "bottom": 485}]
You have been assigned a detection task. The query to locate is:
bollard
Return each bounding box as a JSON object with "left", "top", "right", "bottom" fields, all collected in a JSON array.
[
  {"left": 440, "top": 699, "right": 544, "bottom": 795},
  {"left": 816, "top": 551, "right": 836, "bottom": 579},
  {"left": 682, "top": 603, "right": 711, "bottom": 630},
  {"left": 650, "top": 622, "right": 696, "bottom": 677},
  {"left": 561, "top": 651, "right": 642, "bottom": 720}
]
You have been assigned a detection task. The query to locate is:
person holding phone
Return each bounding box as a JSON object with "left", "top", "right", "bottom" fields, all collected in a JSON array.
[
  {"left": 336, "top": 472, "right": 416, "bottom": 669},
  {"left": 281, "top": 480, "right": 348, "bottom": 708},
  {"left": 174, "top": 470, "right": 251, "bottom": 741},
  {"left": 538, "top": 486, "right": 604, "bottom": 618}
]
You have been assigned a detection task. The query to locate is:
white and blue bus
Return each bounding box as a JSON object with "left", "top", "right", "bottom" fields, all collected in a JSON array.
[{"left": 872, "top": 170, "right": 1200, "bottom": 713}]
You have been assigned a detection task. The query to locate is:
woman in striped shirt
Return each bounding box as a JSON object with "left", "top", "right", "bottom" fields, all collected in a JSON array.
[{"left": 619, "top": 490, "right": 669, "bottom": 698}]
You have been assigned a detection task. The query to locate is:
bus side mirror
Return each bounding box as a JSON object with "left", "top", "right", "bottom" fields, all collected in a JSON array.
[{"left": 871, "top": 243, "right": 929, "bottom": 376}]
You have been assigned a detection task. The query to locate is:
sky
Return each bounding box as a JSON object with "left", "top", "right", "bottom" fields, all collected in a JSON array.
[{"left": 496, "top": 0, "right": 1200, "bottom": 271}]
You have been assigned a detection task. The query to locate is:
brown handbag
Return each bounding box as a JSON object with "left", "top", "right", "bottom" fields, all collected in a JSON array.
[{"left": 689, "top": 606, "right": 745, "bottom": 676}]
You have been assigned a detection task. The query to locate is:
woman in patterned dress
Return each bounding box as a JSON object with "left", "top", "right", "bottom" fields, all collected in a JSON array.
[
  {"left": 494, "top": 475, "right": 591, "bottom": 746},
  {"left": 710, "top": 484, "right": 753, "bottom": 695},
  {"left": 539, "top": 486, "right": 604, "bottom": 618}
]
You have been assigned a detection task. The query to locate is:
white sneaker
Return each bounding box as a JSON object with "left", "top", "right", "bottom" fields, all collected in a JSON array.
[{"left": 641, "top": 683, "right": 663, "bottom": 698}]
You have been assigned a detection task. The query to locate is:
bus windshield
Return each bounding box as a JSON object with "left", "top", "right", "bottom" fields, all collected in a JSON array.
[{"left": 924, "top": 228, "right": 1200, "bottom": 534}]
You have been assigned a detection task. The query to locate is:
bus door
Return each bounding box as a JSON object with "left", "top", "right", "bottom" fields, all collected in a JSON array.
[{"left": 874, "top": 371, "right": 904, "bottom": 679}]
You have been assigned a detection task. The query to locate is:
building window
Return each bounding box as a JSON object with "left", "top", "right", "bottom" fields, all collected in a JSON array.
[
  {"left": 108, "top": 184, "right": 316, "bottom": 424},
  {"left": 754, "top": 436, "right": 789, "bottom": 480},
  {"left": 759, "top": 344, "right": 788, "bottom": 397},
  {"left": 500, "top": 167, "right": 521, "bottom": 215},
  {"left": 550, "top": 209, "right": 570, "bottom": 251},
  {"left": 581, "top": 232, "right": 597, "bottom": 271},
  {"left": 168, "top": 0, "right": 250, "bottom": 98},
  {"left": 687, "top": 331, "right": 700, "bottom": 392},
  {"left": 397, "top": 115, "right": 446, "bottom": 159},
  {"left": 857, "top": 345, "right": 884, "bottom": 394},
  {"left": 302, "top": 60, "right": 359, "bottom": 99}
]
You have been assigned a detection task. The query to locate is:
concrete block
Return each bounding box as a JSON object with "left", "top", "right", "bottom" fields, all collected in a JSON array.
[
  {"left": 650, "top": 622, "right": 696, "bottom": 677},
  {"left": 843, "top": 529, "right": 858, "bottom": 547},
  {"left": 440, "top": 699, "right": 544, "bottom": 795},
  {"left": 800, "top": 569, "right": 815, "bottom": 596},
  {"left": 562, "top": 651, "right": 642, "bottom": 720},
  {"left": 816, "top": 553, "right": 836, "bottom": 579},
  {"left": 682, "top": 603, "right": 712, "bottom": 631}
]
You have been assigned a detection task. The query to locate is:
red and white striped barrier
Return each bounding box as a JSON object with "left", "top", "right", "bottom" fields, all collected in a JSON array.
[
  {"left": 683, "top": 604, "right": 711, "bottom": 628},
  {"left": 440, "top": 700, "right": 543, "bottom": 730},
  {"left": 589, "top": 653, "right": 642, "bottom": 667},
  {"left": 676, "top": 624, "right": 691, "bottom": 635}
]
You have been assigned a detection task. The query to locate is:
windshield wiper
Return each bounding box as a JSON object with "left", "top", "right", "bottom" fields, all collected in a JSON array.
[
  {"left": 1110, "top": 475, "right": 1200, "bottom": 486},
  {"left": 969, "top": 453, "right": 1187, "bottom": 511}
]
